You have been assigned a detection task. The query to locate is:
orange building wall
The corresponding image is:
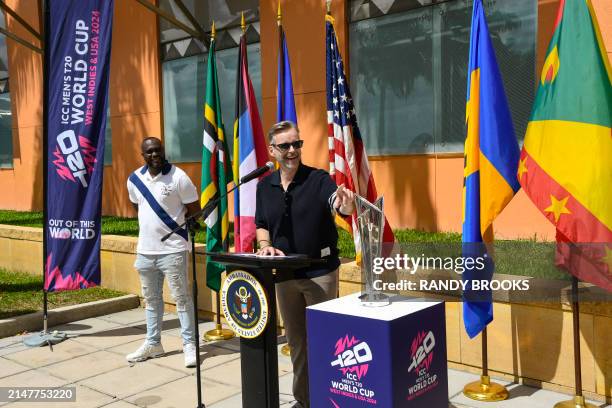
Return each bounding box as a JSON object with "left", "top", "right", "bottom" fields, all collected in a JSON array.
[
  {"left": 0, "top": 0, "right": 162, "bottom": 218},
  {"left": 103, "top": 0, "right": 162, "bottom": 218},
  {"left": 0, "top": 0, "right": 43, "bottom": 211},
  {"left": 1, "top": 0, "right": 610, "bottom": 240},
  {"left": 259, "top": 0, "right": 568, "bottom": 239}
]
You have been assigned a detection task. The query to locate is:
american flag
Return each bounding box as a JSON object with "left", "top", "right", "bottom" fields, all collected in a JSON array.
[{"left": 326, "top": 16, "right": 395, "bottom": 259}]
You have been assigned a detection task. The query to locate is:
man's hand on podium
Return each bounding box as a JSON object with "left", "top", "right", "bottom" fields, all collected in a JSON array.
[{"left": 256, "top": 245, "right": 285, "bottom": 256}]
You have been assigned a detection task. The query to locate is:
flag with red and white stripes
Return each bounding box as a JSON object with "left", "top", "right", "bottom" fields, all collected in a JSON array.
[{"left": 325, "top": 15, "right": 395, "bottom": 260}]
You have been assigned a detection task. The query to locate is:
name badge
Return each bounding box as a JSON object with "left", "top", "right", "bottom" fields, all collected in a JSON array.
[{"left": 321, "top": 247, "right": 331, "bottom": 257}]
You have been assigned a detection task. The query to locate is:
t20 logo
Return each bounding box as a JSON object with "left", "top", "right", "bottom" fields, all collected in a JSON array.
[
  {"left": 408, "top": 330, "right": 435, "bottom": 374},
  {"left": 331, "top": 335, "right": 373, "bottom": 379},
  {"left": 53, "top": 130, "right": 96, "bottom": 187}
]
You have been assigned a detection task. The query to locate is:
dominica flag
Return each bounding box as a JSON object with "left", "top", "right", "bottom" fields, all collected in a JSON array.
[
  {"left": 201, "top": 26, "right": 232, "bottom": 292},
  {"left": 233, "top": 25, "right": 268, "bottom": 253},
  {"left": 519, "top": 0, "right": 612, "bottom": 291},
  {"left": 462, "top": 0, "right": 520, "bottom": 338}
]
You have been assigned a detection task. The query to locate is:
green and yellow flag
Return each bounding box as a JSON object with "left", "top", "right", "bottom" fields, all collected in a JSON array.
[
  {"left": 519, "top": 0, "right": 612, "bottom": 291},
  {"left": 201, "top": 28, "right": 232, "bottom": 292}
]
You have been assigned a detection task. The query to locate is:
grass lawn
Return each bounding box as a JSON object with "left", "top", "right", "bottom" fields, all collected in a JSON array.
[
  {"left": 0, "top": 269, "right": 126, "bottom": 319},
  {"left": 0, "top": 210, "right": 206, "bottom": 244},
  {"left": 0, "top": 210, "right": 568, "bottom": 280}
]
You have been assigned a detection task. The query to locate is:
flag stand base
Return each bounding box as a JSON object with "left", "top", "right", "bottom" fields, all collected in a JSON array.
[
  {"left": 281, "top": 344, "right": 290, "bottom": 356},
  {"left": 23, "top": 330, "right": 68, "bottom": 348},
  {"left": 553, "top": 396, "right": 597, "bottom": 408},
  {"left": 463, "top": 375, "right": 509, "bottom": 402},
  {"left": 204, "top": 324, "right": 234, "bottom": 341}
]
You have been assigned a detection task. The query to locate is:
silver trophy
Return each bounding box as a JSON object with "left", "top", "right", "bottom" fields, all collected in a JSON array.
[{"left": 355, "top": 195, "right": 390, "bottom": 307}]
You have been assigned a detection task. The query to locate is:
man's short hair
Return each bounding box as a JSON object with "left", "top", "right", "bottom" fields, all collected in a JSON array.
[
  {"left": 267, "top": 121, "right": 299, "bottom": 143},
  {"left": 141, "top": 137, "right": 162, "bottom": 151}
]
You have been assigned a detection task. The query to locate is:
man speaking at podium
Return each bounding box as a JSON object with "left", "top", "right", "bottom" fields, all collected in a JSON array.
[{"left": 255, "top": 121, "right": 355, "bottom": 408}]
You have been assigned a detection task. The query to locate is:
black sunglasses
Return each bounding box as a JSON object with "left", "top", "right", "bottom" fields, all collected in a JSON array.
[{"left": 271, "top": 140, "right": 304, "bottom": 152}]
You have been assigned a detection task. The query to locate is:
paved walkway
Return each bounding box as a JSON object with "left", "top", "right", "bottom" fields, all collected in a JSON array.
[{"left": 0, "top": 308, "right": 608, "bottom": 407}]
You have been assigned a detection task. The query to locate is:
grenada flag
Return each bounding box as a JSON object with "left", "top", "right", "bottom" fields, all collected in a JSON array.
[{"left": 518, "top": 0, "right": 612, "bottom": 291}]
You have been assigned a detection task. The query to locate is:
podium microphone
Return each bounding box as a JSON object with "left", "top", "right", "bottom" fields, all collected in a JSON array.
[{"left": 240, "top": 162, "right": 274, "bottom": 184}]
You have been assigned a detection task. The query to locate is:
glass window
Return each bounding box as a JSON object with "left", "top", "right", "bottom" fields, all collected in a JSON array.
[
  {"left": 0, "top": 11, "right": 12, "bottom": 168},
  {"left": 349, "top": 0, "right": 536, "bottom": 155},
  {"left": 0, "top": 90, "right": 12, "bottom": 168},
  {"left": 159, "top": 0, "right": 261, "bottom": 162},
  {"left": 163, "top": 43, "right": 262, "bottom": 163},
  {"left": 350, "top": 9, "right": 434, "bottom": 154}
]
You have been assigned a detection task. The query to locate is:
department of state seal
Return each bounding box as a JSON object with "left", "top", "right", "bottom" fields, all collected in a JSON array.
[{"left": 220, "top": 270, "right": 269, "bottom": 339}]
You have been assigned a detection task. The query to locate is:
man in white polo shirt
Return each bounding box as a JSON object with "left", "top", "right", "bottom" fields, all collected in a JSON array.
[{"left": 126, "top": 137, "right": 201, "bottom": 367}]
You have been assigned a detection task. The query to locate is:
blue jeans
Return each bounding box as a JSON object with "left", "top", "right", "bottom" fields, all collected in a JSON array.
[{"left": 134, "top": 252, "right": 195, "bottom": 346}]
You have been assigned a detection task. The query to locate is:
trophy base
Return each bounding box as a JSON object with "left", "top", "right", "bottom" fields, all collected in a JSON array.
[{"left": 359, "top": 292, "right": 391, "bottom": 307}]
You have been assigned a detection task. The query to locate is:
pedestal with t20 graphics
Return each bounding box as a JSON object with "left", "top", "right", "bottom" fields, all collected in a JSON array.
[
  {"left": 206, "top": 252, "right": 318, "bottom": 408},
  {"left": 307, "top": 293, "right": 448, "bottom": 408}
]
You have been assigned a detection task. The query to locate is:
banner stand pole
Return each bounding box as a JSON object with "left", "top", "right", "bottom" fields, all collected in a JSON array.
[
  {"left": 23, "top": 0, "right": 66, "bottom": 349},
  {"left": 463, "top": 327, "right": 509, "bottom": 401},
  {"left": 553, "top": 277, "right": 596, "bottom": 408}
]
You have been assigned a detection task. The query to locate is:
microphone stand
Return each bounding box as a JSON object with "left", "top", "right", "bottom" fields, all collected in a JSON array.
[
  {"left": 162, "top": 162, "right": 273, "bottom": 242},
  {"left": 188, "top": 222, "right": 205, "bottom": 408},
  {"left": 161, "top": 182, "right": 241, "bottom": 243},
  {"left": 160, "top": 174, "right": 267, "bottom": 408}
]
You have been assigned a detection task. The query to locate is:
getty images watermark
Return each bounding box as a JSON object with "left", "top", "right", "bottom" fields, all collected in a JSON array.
[
  {"left": 364, "top": 242, "right": 612, "bottom": 303},
  {"left": 371, "top": 253, "right": 530, "bottom": 292}
]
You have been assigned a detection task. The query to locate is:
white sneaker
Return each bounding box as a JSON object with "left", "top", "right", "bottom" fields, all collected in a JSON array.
[
  {"left": 183, "top": 343, "right": 197, "bottom": 368},
  {"left": 126, "top": 342, "right": 164, "bottom": 363}
]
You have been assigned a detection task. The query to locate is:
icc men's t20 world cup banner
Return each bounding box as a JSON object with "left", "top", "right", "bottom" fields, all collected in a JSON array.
[{"left": 45, "top": 0, "right": 114, "bottom": 292}]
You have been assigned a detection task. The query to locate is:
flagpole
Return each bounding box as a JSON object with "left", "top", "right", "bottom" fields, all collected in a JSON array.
[
  {"left": 464, "top": 234, "right": 508, "bottom": 401},
  {"left": 277, "top": 2, "right": 284, "bottom": 121},
  {"left": 553, "top": 277, "right": 596, "bottom": 408},
  {"left": 203, "top": 291, "right": 234, "bottom": 340},
  {"left": 202, "top": 21, "right": 234, "bottom": 343},
  {"left": 463, "top": 325, "right": 509, "bottom": 401},
  {"left": 276, "top": 1, "right": 291, "bottom": 358}
]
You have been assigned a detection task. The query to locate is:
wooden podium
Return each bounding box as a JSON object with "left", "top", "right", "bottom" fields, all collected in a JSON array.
[{"left": 206, "top": 252, "right": 320, "bottom": 408}]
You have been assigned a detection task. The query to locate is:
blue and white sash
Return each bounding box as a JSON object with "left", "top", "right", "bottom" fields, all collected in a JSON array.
[{"left": 128, "top": 171, "right": 188, "bottom": 241}]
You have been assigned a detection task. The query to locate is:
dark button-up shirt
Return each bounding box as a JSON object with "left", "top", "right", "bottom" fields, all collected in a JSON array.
[{"left": 255, "top": 164, "right": 340, "bottom": 279}]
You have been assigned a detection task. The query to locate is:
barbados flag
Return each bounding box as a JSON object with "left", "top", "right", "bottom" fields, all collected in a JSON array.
[
  {"left": 233, "top": 32, "right": 268, "bottom": 253},
  {"left": 462, "top": 0, "right": 520, "bottom": 338},
  {"left": 201, "top": 26, "right": 232, "bottom": 292},
  {"left": 519, "top": 0, "right": 612, "bottom": 291}
]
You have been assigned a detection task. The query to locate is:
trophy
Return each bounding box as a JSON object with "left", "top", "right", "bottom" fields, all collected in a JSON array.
[{"left": 355, "top": 195, "right": 390, "bottom": 307}]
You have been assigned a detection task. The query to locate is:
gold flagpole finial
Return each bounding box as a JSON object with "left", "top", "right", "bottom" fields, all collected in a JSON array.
[
  {"left": 211, "top": 21, "right": 216, "bottom": 40},
  {"left": 277, "top": 2, "right": 282, "bottom": 26},
  {"left": 325, "top": 0, "right": 335, "bottom": 23},
  {"left": 241, "top": 12, "right": 246, "bottom": 33}
]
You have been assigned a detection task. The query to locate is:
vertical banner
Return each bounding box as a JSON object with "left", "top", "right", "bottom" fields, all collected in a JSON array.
[{"left": 45, "top": 0, "right": 114, "bottom": 292}]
